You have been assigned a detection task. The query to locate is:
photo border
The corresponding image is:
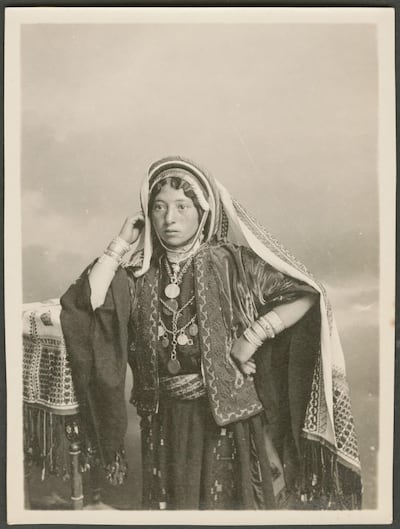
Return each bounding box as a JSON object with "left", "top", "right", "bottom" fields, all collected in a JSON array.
[{"left": 2, "top": 3, "right": 397, "bottom": 526}]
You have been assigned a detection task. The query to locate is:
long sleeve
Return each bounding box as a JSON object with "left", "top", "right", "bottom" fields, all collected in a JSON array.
[
  {"left": 240, "top": 247, "right": 318, "bottom": 315},
  {"left": 60, "top": 266, "right": 131, "bottom": 477},
  {"left": 89, "top": 255, "right": 119, "bottom": 310}
]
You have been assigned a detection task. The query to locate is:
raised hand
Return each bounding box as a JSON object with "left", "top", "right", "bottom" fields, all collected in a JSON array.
[{"left": 118, "top": 212, "right": 145, "bottom": 245}]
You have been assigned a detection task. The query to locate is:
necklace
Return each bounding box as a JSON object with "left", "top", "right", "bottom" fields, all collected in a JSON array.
[
  {"left": 159, "top": 316, "right": 197, "bottom": 374},
  {"left": 165, "top": 238, "right": 202, "bottom": 264},
  {"left": 164, "top": 256, "right": 193, "bottom": 299},
  {"left": 158, "top": 296, "right": 197, "bottom": 375}
]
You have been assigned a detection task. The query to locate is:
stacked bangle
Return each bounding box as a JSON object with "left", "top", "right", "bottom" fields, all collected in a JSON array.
[
  {"left": 255, "top": 317, "right": 275, "bottom": 340},
  {"left": 243, "top": 327, "right": 263, "bottom": 347},
  {"left": 243, "top": 310, "right": 286, "bottom": 348},
  {"left": 261, "top": 310, "right": 285, "bottom": 335},
  {"left": 99, "top": 236, "right": 131, "bottom": 268}
]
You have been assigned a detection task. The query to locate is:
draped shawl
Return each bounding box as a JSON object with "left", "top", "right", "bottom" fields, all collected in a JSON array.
[{"left": 61, "top": 155, "right": 361, "bottom": 505}]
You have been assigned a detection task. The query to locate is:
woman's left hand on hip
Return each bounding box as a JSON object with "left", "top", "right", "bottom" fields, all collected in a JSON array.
[{"left": 230, "top": 335, "right": 257, "bottom": 365}]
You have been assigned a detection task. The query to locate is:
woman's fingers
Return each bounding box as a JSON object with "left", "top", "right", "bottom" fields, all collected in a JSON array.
[
  {"left": 119, "top": 212, "right": 145, "bottom": 244},
  {"left": 130, "top": 211, "right": 145, "bottom": 225},
  {"left": 230, "top": 335, "right": 257, "bottom": 364},
  {"left": 125, "top": 212, "right": 145, "bottom": 229},
  {"left": 240, "top": 359, "right": 256, "bottom": 376},
  {"left": 244, "top": 359, "right": 256, "bottom": 370}
]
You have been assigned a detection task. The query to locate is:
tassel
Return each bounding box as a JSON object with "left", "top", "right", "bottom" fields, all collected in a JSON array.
[
  {"left": 23, "top": 403, "right": 81, "bottom": 481},
  {"left": 300, "top": 438, "right": 362, "bottom": 509},
  {"left": 105, "top": 450, "right": 128, "bottom": 486}
]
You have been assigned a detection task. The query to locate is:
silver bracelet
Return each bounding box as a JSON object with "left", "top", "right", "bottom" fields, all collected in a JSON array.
[
  {"left": 107, "top": 236, "right": 131, "bottom": 257},
  {"left": 256, "top": 316, "right": 275, "bottom": 339},
  {"left": 243, "top": 327, "right": 263, "bottom": 348},
  {"left": 261, "top": 310, "right": 286, "bottom": 335},
  {"left": 252, "top": 320, "right": 269, "bottom": 341}
]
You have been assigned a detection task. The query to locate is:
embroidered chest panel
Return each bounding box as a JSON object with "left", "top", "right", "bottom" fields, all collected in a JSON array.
[
  {"left": 193, "top": 247, "right": 263, "bottom": 425},
  {"left": 129, "top": 247, "right": 263, "bottom": 424}
]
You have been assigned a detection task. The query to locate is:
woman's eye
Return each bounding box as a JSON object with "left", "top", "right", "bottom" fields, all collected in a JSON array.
[
  {"left": 153, "top": 204, "right": 164, "bottom": 211},
  {"left": 178, "top": 204, "right": 188, "bottom": 210}
]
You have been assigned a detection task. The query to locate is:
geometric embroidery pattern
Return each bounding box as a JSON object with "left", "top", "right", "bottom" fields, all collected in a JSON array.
[
  {"left": 332, "top": 366, "right": 360, "bottom": 467},
  {"left": 233, "top": 199, "right": 334, "bottom": 331},
  {"left": 23, "top": 309, "right": 78, "bottom": 412}
]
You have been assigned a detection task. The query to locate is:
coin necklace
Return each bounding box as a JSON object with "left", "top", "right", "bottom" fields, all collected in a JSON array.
[
  {"left": 159, "top": 296, "right": 197, "bottom": 375},
  {"left": 164, "top": 256, "right": 193, "bottom": 299},
  {"left": 159, "top": 314, "right": 197, "bottom": 375}
]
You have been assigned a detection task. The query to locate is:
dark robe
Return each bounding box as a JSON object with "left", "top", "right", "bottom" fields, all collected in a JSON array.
[{"left": 60, "top": 242, "right": 360, "bottom": 508}]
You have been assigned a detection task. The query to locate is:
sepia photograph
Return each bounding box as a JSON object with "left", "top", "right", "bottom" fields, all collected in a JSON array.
[{"left": 4, "top": 6, "right": 395, "bottom": 525}]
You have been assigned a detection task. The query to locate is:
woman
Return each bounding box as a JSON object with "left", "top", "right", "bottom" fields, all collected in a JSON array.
[{"left": 60, "top": 156, "right": 362, "bottom": 510}]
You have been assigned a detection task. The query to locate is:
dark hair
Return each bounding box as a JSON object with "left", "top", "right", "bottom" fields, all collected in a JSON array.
[{"left": 149, "top": 177, "right": 201, "bottom": 213}]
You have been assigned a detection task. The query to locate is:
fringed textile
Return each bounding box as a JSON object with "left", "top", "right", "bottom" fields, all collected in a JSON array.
[
  {"left": 22, "top": 300, "right": 81, "bottom": 480},
  {"left": 23, "top": 404, "right": 78, "bottom": 481}
]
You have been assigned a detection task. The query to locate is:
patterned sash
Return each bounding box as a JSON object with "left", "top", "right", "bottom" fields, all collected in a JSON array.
[{"left": 159, "top": 373, "right": 206, "bottom": 401}]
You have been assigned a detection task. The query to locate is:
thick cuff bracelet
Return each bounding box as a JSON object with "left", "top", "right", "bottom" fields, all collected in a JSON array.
[
  {"left": 98, "top": 236, "right": 131, "bottom": 270},
  {"left": 260, "top": 310, "right": 286, "bottom": 335},
  {"left": 107, "top": 236, "right": 131, "bottom": 257},
  {"left": 243, "top": 309, "right": 286, "bottom": 349}
]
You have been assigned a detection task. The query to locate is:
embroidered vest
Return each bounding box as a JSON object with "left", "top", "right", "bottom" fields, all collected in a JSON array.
[{"left": 129, "top": 245, "right": 263, "bottom": 425}]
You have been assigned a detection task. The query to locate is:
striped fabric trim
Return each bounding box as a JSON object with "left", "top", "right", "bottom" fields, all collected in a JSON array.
[{"left": 159, "top": 374, "right": 206, "bottom": 401}]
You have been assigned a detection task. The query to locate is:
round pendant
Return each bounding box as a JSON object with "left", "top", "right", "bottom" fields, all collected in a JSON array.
[
  {"left": 158, "top": 324, "right": 164, "bottom": 338},
  {"left": 161, "top": 336, "right": 169, "bottom": 348},
  {"left": 167, "top": 358, "right": 181, "bottom": 375},
  {"left": 168, "top": 299, "right": 179, "bottom": 312},
  {"left": 177, "top": 333, "right": 188, "bottom": 346},
  {"left": 165, "top": 283, "right": 180, "bottom": 299},
  {"left": 188, "top": 323, "right": 198, "bottom": 337}
]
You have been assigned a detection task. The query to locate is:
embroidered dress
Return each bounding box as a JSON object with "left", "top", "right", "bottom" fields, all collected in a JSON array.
[
  {"left": 135, "top": 254, "right": 293, "bottom": 509},
  {"left": 60, "top": 156, "right": 362, "bottom": 509}
]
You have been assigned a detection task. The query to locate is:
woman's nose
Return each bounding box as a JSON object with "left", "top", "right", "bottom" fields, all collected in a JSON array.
[{"left": 165, "top": 207, "right": 176, "bottom": 224}]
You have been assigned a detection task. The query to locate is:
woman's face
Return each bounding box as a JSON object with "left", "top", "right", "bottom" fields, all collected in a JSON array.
[{"left": 151, "top": 183, "right": 201, "bottom": 248}]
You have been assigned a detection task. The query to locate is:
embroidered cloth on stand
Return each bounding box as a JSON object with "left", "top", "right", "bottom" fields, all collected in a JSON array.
[{"left": 23, "top": 299, "right": 78, "bottom": 413}]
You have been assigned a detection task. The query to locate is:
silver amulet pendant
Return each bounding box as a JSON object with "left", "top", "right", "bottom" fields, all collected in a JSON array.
[{"left": 165, "top": 283, "right": 180, "bottom": 299}]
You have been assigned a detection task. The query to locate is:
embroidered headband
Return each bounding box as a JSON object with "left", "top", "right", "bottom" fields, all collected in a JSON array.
[
  {"left": 148, "top": 157, "right": 218, "bottom": 239},
  {"left": 149, "top": 168, "right": 210, "bottom": 213}
]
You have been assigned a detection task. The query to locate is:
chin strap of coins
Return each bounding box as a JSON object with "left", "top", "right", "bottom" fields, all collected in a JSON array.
[
  {"left": 98, "top": 236, "right": 131, "bottom": 271},
  {"left": 243, "top": 310, "right": 286, "bottom": 348}
]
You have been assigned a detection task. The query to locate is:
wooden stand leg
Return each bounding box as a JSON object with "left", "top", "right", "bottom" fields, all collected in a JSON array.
[{"left": 69, "top": 441, "right": 84, "bottom": 510}]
